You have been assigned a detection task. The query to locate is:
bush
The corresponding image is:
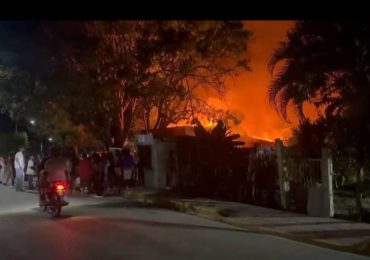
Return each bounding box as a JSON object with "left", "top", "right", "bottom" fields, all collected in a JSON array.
[{"left": 191, "top": 120, "right": 248, "bottom": 200}]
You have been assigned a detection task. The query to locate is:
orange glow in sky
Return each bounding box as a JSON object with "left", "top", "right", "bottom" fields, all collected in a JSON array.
[
  {"left": 227, "top": 21, "right": 295, "bottom": 142},
  {"left": 172, "top": 21, "right": 319, "bottom": 144},
  {"left": 201, "top": 21, "right": 318, "bottom": 143}
]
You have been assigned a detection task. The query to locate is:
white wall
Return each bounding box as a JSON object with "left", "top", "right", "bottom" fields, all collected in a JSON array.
[{"left": 143, "top": 139, "right": 176, "bottom": 189}]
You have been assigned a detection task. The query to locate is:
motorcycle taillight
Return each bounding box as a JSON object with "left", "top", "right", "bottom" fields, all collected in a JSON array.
[
  {"left": 56, "top": 184, "right": 65, "bottom": 191},
  {"left": 53, "top": 182, "right": 66, "bottom": 191}
]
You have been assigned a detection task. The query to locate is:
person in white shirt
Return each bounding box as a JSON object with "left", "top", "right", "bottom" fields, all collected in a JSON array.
[
  {"left": 14, "top": 146, "right": 25, "bottom": 192},
  {"left": 26, "top": 155, "right": 36, "bottom": 189}
]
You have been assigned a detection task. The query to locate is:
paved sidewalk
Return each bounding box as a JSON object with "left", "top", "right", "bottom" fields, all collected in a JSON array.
[
  {"left": 125, "top": 188, "right": 370, "bottom": 256},
  {"left": 205, "top": 200, "right": 370, "bottom": 244}
]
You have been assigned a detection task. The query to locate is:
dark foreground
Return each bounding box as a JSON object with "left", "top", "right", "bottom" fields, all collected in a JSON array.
[{"left": 0, "top": 186, "right": 367, "bottom": 260}]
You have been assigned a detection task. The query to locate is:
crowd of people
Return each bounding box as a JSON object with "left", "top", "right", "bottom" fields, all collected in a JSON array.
[
  {"left": 0, "top": 147, "right": 38, "bottom": 191},
  {"left": 74, "top": 148, "right": 142, "bottom": 196},
  {"left": 0, "top": 146, "right": 143, "bottom": 197}
]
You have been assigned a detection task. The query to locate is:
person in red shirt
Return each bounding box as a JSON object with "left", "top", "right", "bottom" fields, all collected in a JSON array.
[{"left": 77, "top": 153, "right": 93, "bottom": 195}]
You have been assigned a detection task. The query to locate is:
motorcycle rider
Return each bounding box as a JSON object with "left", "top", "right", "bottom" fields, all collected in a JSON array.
[{"left": 39, "top": 147, "right": 71, "bottom": 206}]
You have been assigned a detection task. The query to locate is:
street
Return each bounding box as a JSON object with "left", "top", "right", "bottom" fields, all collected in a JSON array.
[{"left": 0, "top": 186, "right": 368, "bottom": 260}]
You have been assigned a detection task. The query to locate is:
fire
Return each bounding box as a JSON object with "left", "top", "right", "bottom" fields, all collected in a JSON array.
[
  {"left": 170, "top": 21, "right": 320, "bottom": 144},
  {"left": 204, "top": 121, "right": 217, "bottom": 129},
  {"left": 169, "top": 115, "right": 218, "bottom": 130}
]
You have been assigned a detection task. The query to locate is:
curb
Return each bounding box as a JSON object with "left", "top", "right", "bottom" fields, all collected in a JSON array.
[
  {"left": 124, "top": 190, "right": 370, "bottom": 257},
  {"left": 125, "top": 191, "right": 222, "bottom": 218}
]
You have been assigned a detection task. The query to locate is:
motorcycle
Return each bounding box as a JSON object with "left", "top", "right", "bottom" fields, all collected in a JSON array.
[{"left": 40, "top": 181, "right": 69, "bottom": 217}]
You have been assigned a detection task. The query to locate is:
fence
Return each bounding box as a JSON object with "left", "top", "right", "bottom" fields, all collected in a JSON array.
[{"left": 276, "top": 138, "right": 334, "bottom": 217}]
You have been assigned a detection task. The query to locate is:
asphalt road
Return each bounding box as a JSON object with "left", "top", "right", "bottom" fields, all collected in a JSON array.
[{"left": 0, "top": 185, "right": 368, "bottom": 260}]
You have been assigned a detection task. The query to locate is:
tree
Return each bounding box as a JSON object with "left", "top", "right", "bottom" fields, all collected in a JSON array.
[
  {"left": 0, "top": 22, "right": 99, "bottom": 148},
  {"left": 291, "top": 118, "right": 327, "bottom": 158},
  {"left": 192, "top": 118, "right": 245, "bottom": 198},
  {"left": 54, "top": 21, "right": 251, "bottom": 145},
  {"left": 140, "top": 21, "right": 251, "bottom": 130},
  {"left": 0, "top": 23, "right": 40, "bottom": 117},
  {"left": 0, "top": 21, "right": 251, "bottom": 148},
  {"left": 268, "top": 21, "right": 370, "bottom": 221},
  {"left": 0, "top": 53, "right": 35, "bottom": 132},
  {"left": 0, "top": 22, "right": 59, "bottom": 125},
  {"left": 0, "top": 132, "right": 28, "bottom": 154},
  {"left": 191, "top": 99, "right": 241, "bottom": 129}
]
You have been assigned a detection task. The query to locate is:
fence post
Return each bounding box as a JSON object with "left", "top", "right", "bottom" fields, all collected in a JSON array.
[
  {"left": 275, "top": 138, "right": 287, "bottom": 209},
  {"left": 321, "top": 148, "right": 334, "bottom": 217}
]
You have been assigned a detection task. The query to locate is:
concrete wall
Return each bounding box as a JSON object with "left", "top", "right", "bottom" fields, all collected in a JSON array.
[{"left": 143, "top": 139, "right": 176, "bottom": 189}]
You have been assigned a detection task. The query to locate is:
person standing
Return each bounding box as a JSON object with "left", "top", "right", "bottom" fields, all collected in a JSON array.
[
  {"left": 2, "top": 157, "right": 12, "bottom": 185},
  {"left": 68, "top": 150, "right": 79, "bottom": 193},
  {"left": 113, "top": 150, "right": 122, "bottom": 195},
  {"left": 106, "top": 152, "right": 115, "bottom": 196},
  {"left": 91, "top": 153, "right": 104, "bottom": 197},
  {"left": 14, "top": 146, "right": 25, "bottom": 191},
  {"left": 10, "top": 156, "right": 15, "bottom": 187},
  {"left": 34, "top": 154, "right": 41, "bottom": 173},
  {"left": 122, "top": 148, "right": 134, "bottom": 196},
  {"left": 132, "top": 151, "right": 139, "bottom": 186},
  {"left": 26, "top": 155, "right": 36, "bottom": 189},
  {"left": 77, "top": 153, "right": 93, "bottom": 195},
  {"left": 0, "top": 156, "right": 4, "bottom": 184}
]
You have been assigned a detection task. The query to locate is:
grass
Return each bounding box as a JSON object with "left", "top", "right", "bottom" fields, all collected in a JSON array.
[{"left": 334, "top": 189, "right": 370, "bottom": 222}]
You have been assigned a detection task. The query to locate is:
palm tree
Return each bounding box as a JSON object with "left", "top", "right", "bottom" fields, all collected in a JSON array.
[
  {"left": 269, "top": 21, "right": 370, "bottom": 122},
  {"left": 269, "top": 21, "right": 370, "bottom": 221},
  {"left": 291, "top": 118, "right": 327, "bottom": 158},
  {"left": 192, "top": 118, "right": 245, "bottom": 198}
]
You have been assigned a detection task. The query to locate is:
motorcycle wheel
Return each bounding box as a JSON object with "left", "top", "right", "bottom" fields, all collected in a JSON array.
[
  {"left": 53, "top": 196, "right": 62, "bottom": 217},
  {"left": 52, "top": 206, "right": 61, "bottom": 217}
]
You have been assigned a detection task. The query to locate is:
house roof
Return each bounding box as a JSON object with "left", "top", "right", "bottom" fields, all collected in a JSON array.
[
  {"left": 244, "top": 137, "right": 275, "bottom": 148},
  {"left": 135, "top": 126, "right": 195, "bottom": 138},
  {"left": 155, "top": 126, "right": 195, "bottom": 137}
]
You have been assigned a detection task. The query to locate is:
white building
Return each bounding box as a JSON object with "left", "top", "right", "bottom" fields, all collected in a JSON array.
[{"left": 134, "top": 126, "right": 195, "bottom": 189}]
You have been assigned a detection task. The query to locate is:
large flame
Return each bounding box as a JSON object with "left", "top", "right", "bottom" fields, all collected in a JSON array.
[{"left": 172, "top": 21, "right": 319, "bottom": 144}]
